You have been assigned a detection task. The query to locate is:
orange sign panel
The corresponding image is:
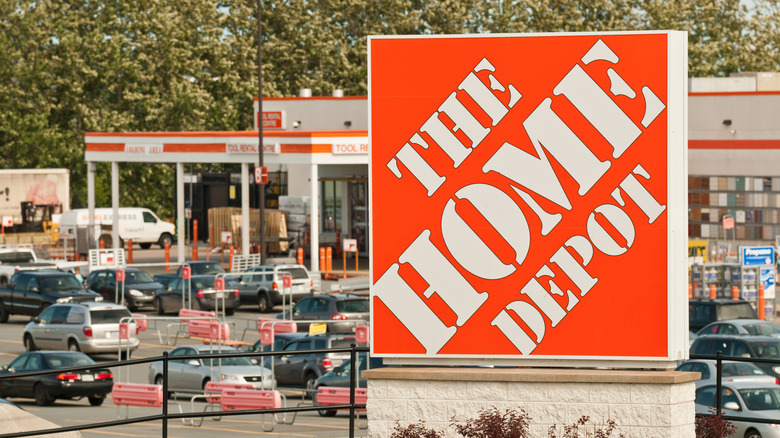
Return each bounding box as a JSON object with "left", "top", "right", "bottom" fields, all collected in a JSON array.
[{"left": 369, "top": 32, "right": 687, "bottom": 361}]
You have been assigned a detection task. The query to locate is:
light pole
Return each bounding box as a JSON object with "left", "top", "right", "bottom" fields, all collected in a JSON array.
[{"left": 257, "top": 0, "right": 266, "bottom": 264}]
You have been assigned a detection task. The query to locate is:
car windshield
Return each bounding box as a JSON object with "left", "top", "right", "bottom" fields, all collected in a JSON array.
[
  {"left": 748, "top": 341, "right": 780, "bottom": 358},
  {"left": 44, "top": 353, "right": 96, "bottom": 368},
  {"left": 89, "top": 309, "right": 132, "bottom": 324},
  {"left": 199, "top": 350, "right": 254, "bottom": 367},
  {"left": 192, "top": 263, "right": 225, "bottom": 275},
  {"left": 722, "top": 363, "right": 766, "bottom": 376},
  {"left": 125, "top": 270, "right": 155, "bottom": 284},
  {"left": 336, "top": 299, "right": 369, "bottom": 313},
  {"left": 742, "top": 323, "right": 780, "bottom": 336},
  {"left": 739, "top": 388, "right": 780, "bottom": 411},
  {"left": 279, "top": 267, "right": 309, "bottom": 279},
  {"left": 718, "top": 303, "right": 756, "bottom": 320},
  {"left": 40, "top": 276, "right": 83, "bottom": 291},
  {"left": 192, "top": 277, "right": 215, "bottom": 289}
]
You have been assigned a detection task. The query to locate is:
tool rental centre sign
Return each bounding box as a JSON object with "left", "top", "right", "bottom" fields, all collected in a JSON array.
[{"left": 369, "top": 32, "right": 687, "bottom": 363}]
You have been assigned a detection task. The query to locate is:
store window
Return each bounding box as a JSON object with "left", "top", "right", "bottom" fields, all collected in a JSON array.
[{"left": 321, "top": 180, "right": 342, "bottom": 232}]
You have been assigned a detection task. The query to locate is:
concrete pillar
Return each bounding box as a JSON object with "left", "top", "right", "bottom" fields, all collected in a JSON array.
[{"left": 310, "top": 164, "right": 319, "bottom": 272}]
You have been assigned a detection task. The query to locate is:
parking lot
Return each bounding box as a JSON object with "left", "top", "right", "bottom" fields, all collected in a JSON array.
[{"left": 0, "top": 245, "right": 370, "bottom": 437}]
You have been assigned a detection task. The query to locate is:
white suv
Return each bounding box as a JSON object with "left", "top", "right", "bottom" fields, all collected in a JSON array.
[{"left": 235, "top": 264, "right": 314, "bottom": 312}]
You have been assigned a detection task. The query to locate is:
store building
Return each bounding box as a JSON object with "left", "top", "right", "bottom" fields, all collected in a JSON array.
[{"left": 84, "top": 75, "right": 780, "bottom": 271}]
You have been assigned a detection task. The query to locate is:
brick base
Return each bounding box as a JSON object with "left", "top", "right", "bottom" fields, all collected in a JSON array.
[{"left": 364, "top": 367, "right": 698, "bottom": 438}]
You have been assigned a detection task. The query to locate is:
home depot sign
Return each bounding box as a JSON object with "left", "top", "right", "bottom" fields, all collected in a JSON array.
[{"left": 369, "top": 32, "right": 687, "bottom": 363}]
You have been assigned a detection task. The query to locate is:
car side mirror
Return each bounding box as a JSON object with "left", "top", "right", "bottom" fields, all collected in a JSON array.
[
  {"left": 723, "top": 401, "right": 740, "bottom": 411},
  {"left": 187, "top": 359, "right": 200, "bottom": 367},
  {"left": 30, "top": 287, "right": 39, "bottom": 293},
  {"left": 250, "top": 358, "right": 258, "bottom": 365}
]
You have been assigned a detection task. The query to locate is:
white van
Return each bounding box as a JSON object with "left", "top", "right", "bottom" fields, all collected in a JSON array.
[{"left": 59, "top": 208, "right": 175, "bottom": 249}]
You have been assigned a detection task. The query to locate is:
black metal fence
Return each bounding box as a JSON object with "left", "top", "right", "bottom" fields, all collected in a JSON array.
[
  {"left": 690, "top": 351, "right": 780, "bottom": 426},
  {"left": 0, "top": 344, "right": 370, "bottom": 438}
]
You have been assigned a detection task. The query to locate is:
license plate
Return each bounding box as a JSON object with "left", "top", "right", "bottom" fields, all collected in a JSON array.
[
  {"left": 81, "top": 374, "right": 94, "bottom": 382},
  {"left": 216, "top": 292, "right": 225, "bottom": 299},
  {"left": 106, "top": 332, "right": 118, "bottom": 338}
]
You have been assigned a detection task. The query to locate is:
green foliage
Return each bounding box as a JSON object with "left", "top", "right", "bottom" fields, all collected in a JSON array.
[{"left": 0, "top": 0, "right": 776, "bottom": 218}]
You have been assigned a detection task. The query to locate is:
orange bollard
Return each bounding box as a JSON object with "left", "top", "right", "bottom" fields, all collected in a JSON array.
[
  {"left": 319, "top": 248, "right": 326, "bottom": 273},
  {"left": 297, "top": 247, "right": 304, "bottom": 265},
  {"left": 127, "top": 239, "right": 133, "bottom": 264},
  {"left": 709, "top": 284, "right": 717, "bottom": 300},
  {"left": 759, "top": 284, "right": 766, "bottom": 320},
  {"left": 326, "top": 246, "right": 333, "bottom": 274},
  {"left": 229, "top": 245, "right": 234, "bottom": 271},
  {"left": 164, "top": 241, "right": 170, "bottom": 272},
  {"left": 688, "top": 284, "right": 693, "bottom": 299},
  {"left": 192, "top": 245, "right": 198, "bottom": 262},
  {"left": 193, "top": 220, "right": 198, "bottom": 244},
  {"left": 732, "top": 285, "right": 739, "bottom": 299},
  {"left": 99, "top": 237, "right": 105, "bottom": 249}
]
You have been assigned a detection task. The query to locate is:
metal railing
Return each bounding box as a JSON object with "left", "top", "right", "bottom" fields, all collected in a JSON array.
[
  {"left": 690, "top": 351, "right": 780, "bottom": 426},
  {"left": 0, "top": 344, "right": 369, "bottom": 438}
]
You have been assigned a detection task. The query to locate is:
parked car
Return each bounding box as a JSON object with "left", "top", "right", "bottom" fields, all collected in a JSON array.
[
  {"left": 247, "top": 332, "right": 309, "bottom": 355},
  {"left": 690, "top": 335, "right": 780, "bottom": 379},
  {"left": 147, "top": 345, "right": 275, "bottom": 394},
  {"left": 22, "top": 302, "right": 139, "bottom": 359},
  {"left": 689, "top": 299, "right": 757, "bottom": 332},
  {"left": 235, "top": 264, "right": 314, "bottom": 312},
  {"left": 695, "top": 381, "right": 780, "bottom": 438},
  {"left": 269, "top": 334, "right": 358, "bottom": 390},
  {"left": 153, "top": 261, "right": 227, "bottom": 288},
  {"left": 275, "top": 294, "right": 369, "bottom": 334},
  {"left": 698, "top": 319, "right": 780, "bottom": 337},
  {"left": 676, "top": 359, "right": 778, "bottom": 387},
  {"left": 0, "top": 351, "right": 113, "bottom": 406},
  {"left": 153, "top": 275, "right": 240, "bottom": 315},
  {"left": 0, "top": 270, "right": 102, "bottom": 323},
  {"left": 84, "top": 267, "right": 163, "bottom": 311},
  {"left": 313, "top": 352, "right": 386, "bottom": 416}
]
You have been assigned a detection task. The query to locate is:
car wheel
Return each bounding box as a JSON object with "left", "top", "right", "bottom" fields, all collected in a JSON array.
[
  {"left": 318, "top": 408, "right": 337, "bottom": 417},
  {"left": 745, "top": 429, "right": 762, "bottom": 438},
  {"left": 257, "top": 293, "right": 271, "bottom": 313},
  {"left": 304, "top": 373, "right": 317, "bottom": 399},
  {"left": 158, "top": 233, "right": 173, "bottom": 249},
  {"left": 126, "top": 299, "right": 137, "bottom": 312},
  {"left": 119, "top": 350, "right": 131, "bottom": 360},
  {"left": 34, "top": 383, "right": 53, "bottom": 406},
  {"left": 139, "top": 243, "right": 152, "bottom": 250},
  {"left": 0, "top": 276, "right": 6, "bottom": 287},
  {"left": 155, "top": 375, "right": 172, "bottom": 399},
  {"left": 202, "top": 378, "right": 211, "bottom": 391},
  {"left": 23, "top": 334, "right": 36, "bottom": 352},
  {"left": 68, "top": 340, "right": 80, "bottom": 352},
  {"left": 88, "top": 396, "right": 104, "bottom": 406},
  {"left": 154, "top": 298, "right": 165, "bottom": 315},
  {"left": 225, "top": 308, "right": 235, "bottom": 316},
  {"left": 0, "top": 302, "right": 8, "bottom": 323}
]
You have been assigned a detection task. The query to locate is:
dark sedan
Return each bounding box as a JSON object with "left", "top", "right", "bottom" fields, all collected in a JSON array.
[
  {"left": 153, "top": 275, "right": 240, "bottom": 315},
  {"left": 85, "top": 267, "right": 163, "bottom": 311},
  {"left": 0, "top": 351, "right": 113, "bottom": 406},
  {"left": 275, "top": 294, "right": 369, "bottom": 333}
]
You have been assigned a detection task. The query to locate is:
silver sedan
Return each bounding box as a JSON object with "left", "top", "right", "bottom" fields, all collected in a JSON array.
[{"left": 147, "top": 345, "right": 275, "bottom": 393}]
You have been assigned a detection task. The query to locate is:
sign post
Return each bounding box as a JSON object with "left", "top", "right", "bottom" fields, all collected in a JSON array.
[{"left": 342, "top": 238, "right": 358, "bottom": 278}]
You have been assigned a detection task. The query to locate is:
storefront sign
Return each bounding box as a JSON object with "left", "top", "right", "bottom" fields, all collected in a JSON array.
[
  {"left": 262, "top": 111, "right": 284, "bottom": 129},
  {"left": 226, "top": 143, "right": 280, "bottom": 154},
  {"left": 332, "top": 143, "right": 369, "bottom": 154},
  {"left": 369, "top": 32, "right": 687, "bottom": 363},
  {"left": 742, "top": 246, "right": 774, "bottom": 266},
  {"left": 124, "top": 144, "right": 163, "bottom": 155}
]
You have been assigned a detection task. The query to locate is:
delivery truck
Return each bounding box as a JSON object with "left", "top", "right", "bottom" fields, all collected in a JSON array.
[{"left": 59, "top": 208, "right": 175, "bottom": 249}]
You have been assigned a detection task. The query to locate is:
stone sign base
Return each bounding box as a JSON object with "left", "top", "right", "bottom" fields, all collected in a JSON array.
[{"left": 363, "top": 367, "right": 698, "bottom": 438}]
